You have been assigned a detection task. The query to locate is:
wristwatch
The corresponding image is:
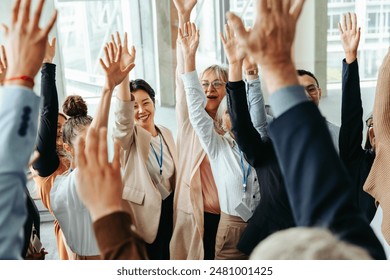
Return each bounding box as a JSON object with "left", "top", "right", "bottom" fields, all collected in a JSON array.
[{"left": 245, "top": 69, "right": 258, "bottom": 76}]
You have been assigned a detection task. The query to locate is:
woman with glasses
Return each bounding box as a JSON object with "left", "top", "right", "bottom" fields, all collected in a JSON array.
[
  {"left": 170, "top": 0, "right": 223, "bottom": 260},
  {"left": 338, "top": 13, "right": 376, "bottom": 221},
  {"left": 178, "top": 21, "right": 262, "bottom": 259}
]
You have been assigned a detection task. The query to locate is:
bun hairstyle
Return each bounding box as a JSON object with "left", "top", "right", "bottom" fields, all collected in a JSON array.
[
  {"left": 63, "top": 95, "right": 88, "bottom": 117},
  {"left": 62, "top": 95, "right": 92, "bottom": 148},
  {"left": 130, "top": 79, "right": 156, "bottom": 104}
]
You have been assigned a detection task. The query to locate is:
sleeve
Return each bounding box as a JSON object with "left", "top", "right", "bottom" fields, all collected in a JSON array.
[
  {"left": 0, "top": 86, "right": 40, "bottom": 259},
  {"left": 32, "top": 63, "right": 61, "bottom": 177},
  {"left": 113, "top": 97, "right": 135, "bottom": 151},
  {"left": 93, "top": 211, "right": 147, "bottom": 260},
  {"left": 175, "top": 40, "right": 189, "bottom": 128},
  {"left": 269, "top": 99, "right": 386, "bottom": 260},
  {"left": 227, "top": 80, "right": 275, "bottom": 168},
  {"left": 182, "top": 71, "right": 223, "bottom": 159},
  {"left": 246, "top": 78, "right": 268, "bottom": 139},
  {"left": 339, "top": 59, "right": 365, "bottom": 163}
]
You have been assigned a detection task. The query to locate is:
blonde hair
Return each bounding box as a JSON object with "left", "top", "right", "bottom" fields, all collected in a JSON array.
[
  {"left": 200, "top": 64, "right": 228, "bottom": 83},
  {"left": 250, "top": 227, "right": 372, "bottom": 260}
]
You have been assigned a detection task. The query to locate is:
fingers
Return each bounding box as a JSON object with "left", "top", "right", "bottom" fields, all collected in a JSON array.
[
  {"left": 75, "top": 136, "right": 87, "bottom": 169},
  {"left": 99, "top": 58, "right": 108, "bottom": 72},
  {"left": 109, "top": 42, "right": 115, "bottom": 63},
  {"left": 85, "top": 127, "right": 99, "bottom": 168},
  {"left": 226, "top": 12, "right": 248, "bottom": 45},
  {"left": 130, "top": 45, "right": 136, "bottom": 59},
  {"left": 31, "top": 0, "right": 44, "bottom": 30},
  {"left": 342, "top": 12, "right": 347, "bottom": 32},
  {"left": 123, "top": 62, "right": 135, "bottom": 74},
  {"left": 1, "top": 24, "right": 9, "bottom": 36},
  {"left": 112, "top": 140, "right": 121, "bottom": 172},
  {"left": 346, "top": 12, "right": 352, "bottom": 30},
  {"left": 19, "top": 0, "right": 32, "bottom": 28},
  {"left": 12, "top": 0, "right": 22, "bottom": 26},
  {"left": 42, "top": 10, "right": 58, "bottom": 38},
  {"left": 0, "top": 45, "right": 7, "bottom": 68},
  {"left": 104, "top": 44, "right": 111, "bottom": 65},
  {"left": 290, "top": 0, "right": 305, "bottom": 21},
  {"left": 351, "top": 12, "right": 357, "bottom": 32},
  {"left": 338, "top": 22, "right": 344, "bottom": 35},
  {"left": 123, "top": 32, "right": 129, "bottom": 50},
  {"left": 115, "top": 44, "right": 122, "bottom": 63},
  {"left": 97, "top": 128, "right": 109, "bottom": 168},
  {"left": 50, "top": 37, "right": 57, "bottom": 48}
]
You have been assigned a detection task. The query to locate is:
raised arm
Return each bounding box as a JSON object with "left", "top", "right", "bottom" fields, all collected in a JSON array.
[
  {"left": 112, "top": 33, "right": 137, "bottom": 150},
  {"left": 338, "top": 13, "right": 365, "bottom": 163},
  {"left": 90, "top": 35, "right": 134, "bottom": 130},
  {"left": 180, "top": 22, "right": 222, "bottom": 159},
  {"left": 173, "top": 0, "right": 197, "bottom": 127},
  {"left": 243, "top": 57, "right": 268, "bottom": 138},
  {"left": 221, "top": 22, "right": 272, "bottom": 167},
  {"left": 32, "top": 38, "right": 61, "bottom": 176}
]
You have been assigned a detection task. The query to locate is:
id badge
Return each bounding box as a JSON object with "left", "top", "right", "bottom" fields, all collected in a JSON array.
[
  {"left": 157, "top": 181, "right": 171, "bottom": 200},
  {"left": 235, "top": 202, "right": 253, "bottom": 222}
]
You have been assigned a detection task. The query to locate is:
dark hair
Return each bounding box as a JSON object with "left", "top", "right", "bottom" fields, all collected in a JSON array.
[
  {"left": 62, "top": 95, "right": 92, "bottom": 146},
  {"left": 130, "top": 79, "right": 156, "bottom": 104},
  {"left": 297, "top": 69, "right": 320, "bottom": 87}
]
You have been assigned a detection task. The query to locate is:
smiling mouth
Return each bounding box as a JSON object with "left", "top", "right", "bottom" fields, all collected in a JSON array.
[
  {"left": 138, "top": 115, "right": 149, "bottom": 121},
  {"left": 207, "top": 96, "right": 218, "bottom": 99}
]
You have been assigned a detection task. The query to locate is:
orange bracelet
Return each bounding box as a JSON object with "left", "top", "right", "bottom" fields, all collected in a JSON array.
[{"left": 4, "top": 75, "right": 35, "bottom": 86}]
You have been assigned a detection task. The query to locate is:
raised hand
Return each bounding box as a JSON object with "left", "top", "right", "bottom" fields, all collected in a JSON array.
[
  {"left": 179, "top": 22, "right": 200, "bottom": 59},
  {"left": 220, "top": 23, "right": 245, "bottom": 65},
  {"left": 2, "top": 0, "right": 57, "bottom": 88},
  {"left": 0, "top": 45, "right": 7, "bottom": 85},
  {"left": 227, "top": 0, "right": 305, "bottom": 93},
  {"left": 112, "top": 32, "right": 136, "bottom": 69},
  {"left": 100, "top": 40, "right": 135, "bottom": 91},
  {"left": 75, "top": 127, "right": 123, "bottom": 222},
  {"left": 339, "top": 13, "right": 360, "bottom": 64},
  {"left": 43, "top": 37, "right": 56, "bottom": 64},
  {"left": 227, "top": 0, "right": 305, "bottom": 69}
]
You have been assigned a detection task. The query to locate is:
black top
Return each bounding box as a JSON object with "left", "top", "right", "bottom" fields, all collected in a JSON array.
[
  {"left": 32, "top": 63, "right": 61, "bottom": 177},
  {"left": 269, "top": 101, "right": 385, "bottom": 260},
  {"left": 226, "top": 80, "right": 295, "bottom": 255},
  {"left": 339, "top": 59, "right": 376, "bottom": 221}
]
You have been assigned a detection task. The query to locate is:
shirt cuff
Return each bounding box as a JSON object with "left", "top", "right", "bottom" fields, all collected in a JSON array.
[{"left": 269, "top": 85, "right": 309, "bottom": 118}]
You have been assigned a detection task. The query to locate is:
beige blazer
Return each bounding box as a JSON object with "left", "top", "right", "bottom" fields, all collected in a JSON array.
[
  {"left": 114, "top": 98, "right": 177, "bottom": 244},
  {"left": 170, "top": 43, "right": 208, "bottom": 260}
]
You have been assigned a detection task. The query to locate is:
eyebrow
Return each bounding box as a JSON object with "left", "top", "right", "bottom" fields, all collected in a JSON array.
[{"left": 201, "top": 79, "right": 221, "bottom": 82}]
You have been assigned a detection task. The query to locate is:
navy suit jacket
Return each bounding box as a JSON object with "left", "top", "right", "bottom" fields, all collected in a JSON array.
[
  {"left": 0, "top": 86, "right": 40, "bottom": 259},
  {"left": 269, "top": 100, "right": 385, "bottom": 259}
]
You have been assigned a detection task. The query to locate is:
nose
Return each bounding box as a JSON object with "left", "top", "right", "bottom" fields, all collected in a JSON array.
[{"left": 138, "top": 105, "right": 144, "bottom": 113}]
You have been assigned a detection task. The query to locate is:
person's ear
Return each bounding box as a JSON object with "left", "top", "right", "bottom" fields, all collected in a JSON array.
[
  {"left": 63, "top": 142, "right": 74, "bottom": 157},
  {"left": 318, "top": 87, "right": 322, "bottom": 99}
]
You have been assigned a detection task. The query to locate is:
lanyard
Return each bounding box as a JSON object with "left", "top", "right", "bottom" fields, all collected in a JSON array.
[
  {"left": 240, "top": 151, "right": 251, "bottom": 194},
  {"left": 150, "top": 134, "right": 163, "bottom": 176}
]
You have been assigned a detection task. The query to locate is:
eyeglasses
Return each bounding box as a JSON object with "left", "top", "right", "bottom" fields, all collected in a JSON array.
[
  {"left": 304, "top": 84, "right": 320, "bottom": 94},
  {"left": 366, "top": 118, "right": 373, "bottom": 128},
  {"left": 201, "top": 80, "right": 225, "bottom": 89}
]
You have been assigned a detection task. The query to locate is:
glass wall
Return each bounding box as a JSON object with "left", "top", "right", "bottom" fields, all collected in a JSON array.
[{"left": 327, "top": 0, "right": 390, "bottom": 83}]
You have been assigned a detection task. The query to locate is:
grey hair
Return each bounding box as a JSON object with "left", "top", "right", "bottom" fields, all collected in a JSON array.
[
  {"left": 215, "top": 96, "right": 228, "bottom": 132},
  {"left": 250, "top": 227, "right": 372, "bottom": 260}
]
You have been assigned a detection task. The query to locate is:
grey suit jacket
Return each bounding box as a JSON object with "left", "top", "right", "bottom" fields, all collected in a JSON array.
[{"left": 0, "top": 86, "right": 40, "bottom": 259}]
